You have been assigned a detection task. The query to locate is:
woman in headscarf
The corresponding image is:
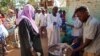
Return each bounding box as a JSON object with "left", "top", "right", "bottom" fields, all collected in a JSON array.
[{"left": 17, "top": 4, "right": 43, "bottom": 56}]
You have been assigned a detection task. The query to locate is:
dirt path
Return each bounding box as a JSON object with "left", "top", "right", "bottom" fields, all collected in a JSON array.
[
  {"left": 6, "top": 37, "right": 48, "bottom": 56},
  {"left": 6, "top": 49, "right": 20, "bottom": 56}
]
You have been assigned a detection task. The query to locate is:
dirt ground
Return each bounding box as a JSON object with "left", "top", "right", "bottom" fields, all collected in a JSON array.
[
  {"left": 6, "top": 49, "right": 20, "bottom": 56},
  {"left": 6, "top": 37, "right": 48, "bottom": 56}
]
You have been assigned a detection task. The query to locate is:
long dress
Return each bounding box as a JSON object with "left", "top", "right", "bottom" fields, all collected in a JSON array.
[
  {"left": 18, "top": 19, "right": 43, "bottom": 56},
  {"left": 47, "top": 14, "right": 62, "bottom": 46},
  {"left": 52, "top": 15, "right": 62, "bottom": 45}
]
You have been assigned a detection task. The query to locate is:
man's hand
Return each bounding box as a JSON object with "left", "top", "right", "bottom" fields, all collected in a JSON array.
[{"left": 72, "top": 38, "right": 92, "bottom": 54}]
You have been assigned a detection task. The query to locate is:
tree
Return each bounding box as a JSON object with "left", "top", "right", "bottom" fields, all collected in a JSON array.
[{"left": 0, "top": 0, "right": 14, "bottom": 14}]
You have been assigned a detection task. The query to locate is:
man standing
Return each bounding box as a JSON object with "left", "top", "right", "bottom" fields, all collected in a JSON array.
[
  {"left": 39, "top": 8, "right": 47, "bottom": 37},
  {"left": 35, "top": 8, "right": 41, "bottom": 28},
  {"left": 72, "top": 6, "right": 100, "bottom": 56},
  {"left": 47, "top": 6, "right": 62, "bottom": 46}
]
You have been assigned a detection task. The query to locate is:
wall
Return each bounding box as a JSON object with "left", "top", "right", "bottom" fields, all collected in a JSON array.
[{"left": 66, "top": 0, "right": 100, "bottom": 24}]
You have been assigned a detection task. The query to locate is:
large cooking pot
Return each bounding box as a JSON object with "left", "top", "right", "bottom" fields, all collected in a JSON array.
[{"left": 49, "top": 43, "right": 73, "bottom": 56}]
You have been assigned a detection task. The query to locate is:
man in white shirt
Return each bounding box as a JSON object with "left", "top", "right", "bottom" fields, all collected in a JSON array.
[
  {"left": 37, "top": 8, "right": 48, "bottom": 56},
  {"left": 35, "top": 8, "right": 41, "bottom": 28},
  {"left": 47, "top": 7, "right": 62, "bottom": 46},
  {"left": 39, "top": 8, "right": 47, "bottom": 38},
  {"left": 72, "top": 6, "right": 100, "bottom": 56},
  {"left": 39, "top": 8, "right": 47, "bottom": 28}
]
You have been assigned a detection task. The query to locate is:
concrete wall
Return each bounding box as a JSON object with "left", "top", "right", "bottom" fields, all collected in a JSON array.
[{"left": 66, "top": 0, "right": 100, "bottom": 24}]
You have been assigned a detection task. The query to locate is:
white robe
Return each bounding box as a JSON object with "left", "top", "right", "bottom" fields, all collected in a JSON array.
[
  {"left": 39, "top": 13, "right": 47, "bottom": 27},
  {"left": 35, "top": 13, "right": 41, "bottom": 28},
  {"left": 47, "top": 14, "right": 62, "bottom": 46}
]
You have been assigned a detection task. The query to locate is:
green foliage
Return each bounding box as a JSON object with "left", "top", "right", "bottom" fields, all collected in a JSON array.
[
  {"left": 0, "top": 0, "right": 10, "bottom": 7},
  {"left": 0, "top": 0, "right": 13, "bottom": 14},
  {"left": 0, "top": 2, "right": 7, "bottom": 7}
]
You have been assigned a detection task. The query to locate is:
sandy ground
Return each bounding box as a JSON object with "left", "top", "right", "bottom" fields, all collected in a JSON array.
[
  {"left": 6, "top": 49, "right": 21, "bottom": 56},
  {"left": 6, "top": 37, "right": 48, "bottom": 56}
]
